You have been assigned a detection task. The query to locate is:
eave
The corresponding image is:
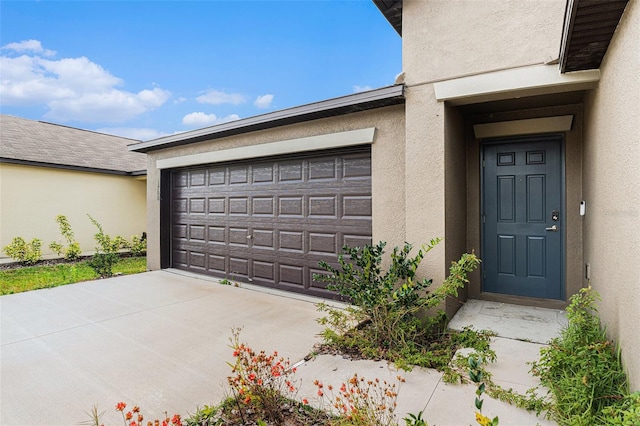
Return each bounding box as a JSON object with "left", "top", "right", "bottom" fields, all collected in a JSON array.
[
  {"left": 129, "top": 85, "right": 404, "bottom": 154},
  {"left": 373, "top": 0, "right": 403, "bottom": 36},
  {"left": 559, "top": 0, "right": 629, "bottom": 73}
]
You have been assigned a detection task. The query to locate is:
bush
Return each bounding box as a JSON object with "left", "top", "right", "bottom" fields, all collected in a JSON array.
[
  {"left": 315, "top": 240, "right": 485, "bottom": 369},
  {"left": 3, "top": 236, "right": 43, "bottom": 265},
  {"left": 49, "top": 215, "right": 82, "bottom": 260},
  {"left": 87, "top": 215, "right": 127, "bottom": 278},
  {"left": 128, "top": 232, "right": 146, "bottom": 256}
]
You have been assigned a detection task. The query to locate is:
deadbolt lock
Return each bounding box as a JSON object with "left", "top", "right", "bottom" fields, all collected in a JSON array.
[{"left": 552, "top": 210, "right": 559, "bottom": 221}]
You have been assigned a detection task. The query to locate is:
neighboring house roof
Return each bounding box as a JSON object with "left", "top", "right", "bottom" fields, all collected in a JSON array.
[
  {"left": 130, "top": 85, "right": 405, "bottom": 153},
  {"left": 373, "top": 0, "right": 629, "bottom": 74},
  {"left": 0, "top": 115, "right": 146, "bottom": 175}
]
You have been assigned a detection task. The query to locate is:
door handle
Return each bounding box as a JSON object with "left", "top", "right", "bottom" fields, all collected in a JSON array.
[{"left": 545, "top": 225, "right": 558, "bottom": 232}]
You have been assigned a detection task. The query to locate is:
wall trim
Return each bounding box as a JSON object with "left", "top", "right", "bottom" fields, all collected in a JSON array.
[
  {"left": 156, "top": 127, "right": 376, "bottom": 169},
  {"left": 433, "top": 65, "right": 600, "bottom": 105},
  {"left": 473, "top": 116, "right": 574, "bottom": 139}
]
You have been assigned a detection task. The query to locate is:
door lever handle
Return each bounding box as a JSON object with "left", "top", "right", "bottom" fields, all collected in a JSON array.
[{"left": 545, "top": 225, "right": 558, "bottom": 232}]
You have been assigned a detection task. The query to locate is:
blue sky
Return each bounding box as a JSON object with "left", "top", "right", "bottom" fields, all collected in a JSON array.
[{"left": 0, "top": 1, "right": 401, "bottom": 140}]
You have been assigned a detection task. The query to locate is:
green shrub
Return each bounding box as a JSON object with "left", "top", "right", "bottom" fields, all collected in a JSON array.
[
  {"left": 128, "top": 232, "right": 146, "bottom": 256},
  {"left": 3, "top": 236, "right": 43, "bottom": 265},
  {"left": 49, "top": 215, "right": 82, "bottom": 260},
  {"left": 87, "top": 215, "right": 127, "bottom": 278},
  {"left": 530, "top": 286, "right": 634, "bottom": 425},
  {"left": 315, "top": 240, "right": 485, "bottom": 369}
]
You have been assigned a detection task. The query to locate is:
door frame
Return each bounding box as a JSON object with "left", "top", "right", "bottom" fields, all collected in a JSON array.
[{"left": 480, "top": 133, "right": 566, "bottom": 301}]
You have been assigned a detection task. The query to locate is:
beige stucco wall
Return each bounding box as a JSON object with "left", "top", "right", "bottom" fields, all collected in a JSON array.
[
  {"left": 402, "top": 0, "right": 565, "bottom": 85},
  {"left": 0, "top": 163, "right": 147, "bottom": 260},
  {"left": 145, "top": 105, "right": 406, "bottom": 271},
  {"left": 403, "top": 85, "right": 448, "bottom": 309},
  {"left": 582, "top": 0, "right": 640, "bottom": 391},
  {"left": 399, "top": 0, "right": 568, "bottom": 310}
]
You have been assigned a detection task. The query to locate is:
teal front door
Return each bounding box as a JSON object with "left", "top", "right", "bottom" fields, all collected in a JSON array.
[{"left": 482, "top": 136, "right": 563, "bottom": 300}]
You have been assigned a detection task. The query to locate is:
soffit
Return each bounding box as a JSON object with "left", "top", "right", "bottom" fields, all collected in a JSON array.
[
  {"left": 560, "top": 0, "right": 629, "bottom": 72},
  {"left": 372, "top": 0, "right": 403, "bottom": 36}
]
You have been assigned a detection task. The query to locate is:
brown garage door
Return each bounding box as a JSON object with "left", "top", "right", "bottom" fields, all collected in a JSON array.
[{"left": 170, "top": 147, "right": 372, "bottom": 298}]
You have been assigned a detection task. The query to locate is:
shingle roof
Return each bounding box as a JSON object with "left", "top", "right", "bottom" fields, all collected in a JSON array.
[{"left": 0, "top": 115, "right": 146, "bottom": 174}]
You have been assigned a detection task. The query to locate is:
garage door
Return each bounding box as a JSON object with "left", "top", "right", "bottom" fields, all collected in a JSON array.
[{"left": 170, "top": 147, "right": 372, "bottom": 298}]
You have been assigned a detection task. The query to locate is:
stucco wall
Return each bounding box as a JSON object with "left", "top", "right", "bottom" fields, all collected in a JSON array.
[
  {"left": 402, "top": 0, "right": 565, "bottom": 85},
  {"left": 145, "top": 105, "right": 406, "bottom": 271},
  {"left": 582, "top": 0, "right": 640, "bottom": 391},
  {"left": 403, "top": 85, "right": 447, "bottom": 301},
  {"left": 0, "top": 163, "right": 147, "bottom": 260},
  {"left": 444, "top": 104, "right": 468, "bottom": 314}
]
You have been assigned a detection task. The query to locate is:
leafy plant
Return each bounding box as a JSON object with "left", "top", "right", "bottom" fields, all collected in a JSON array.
[
  {"left": 3, "top": 236, "right": 42, "bottom": 265},
  {"left": 314, "top": 374, "right": 404, "bottom": 426},
  {"left": 226, "top": 327, "right": 300, "bottom": 424},
  {"left": 49, "top": 215, "right": 82, "bottom": 260},
  {"left": 315, "top": 240, "right": 484, "bottom": 370},
  {"left": 87, "top": 215, "right": 128, "bottom": 278},
  {"left": 529, "top": 286, "right": 634, "bottom": 425},
  {"left": 469, "top": 356, "right": 499, "bottom": 426},
  {"left": 403, "top": 410, "right": 428, "bottom": 426},
  {"left": 128, "top": 232, "right": 147, "bottom": 256}
]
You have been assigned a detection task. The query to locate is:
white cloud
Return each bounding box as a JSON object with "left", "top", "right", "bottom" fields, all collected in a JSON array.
[
  {"left": 0, "top": 40, "right": 171, "bottom": 123},
  {"left": 196, "top": 89, "right": 246, "bottom": 105},
  {"left": 2, "top": 39, "right": 56, "bottom": 57},
  {"left": 44, "top": 87, "right": 171, "bottom": 123},
  {"left": 95, "top": 127, "right": 169, "bottom": 141},
  {"left": 182, "top": 112, "right": 241, "bottom": 127},
  {"left": 174, "top": 96, "right": 187, "bottom": 104},
  {"left": 353, "top": 85, "right": 373, "bottom": 93},
  {"left": 254, "top": 94, "right": 274, "bottom": 109}
]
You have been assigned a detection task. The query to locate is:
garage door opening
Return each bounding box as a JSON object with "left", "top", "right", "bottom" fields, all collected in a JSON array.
[{"left": 162, "top": 146, "right": 372, "bottom": 299}]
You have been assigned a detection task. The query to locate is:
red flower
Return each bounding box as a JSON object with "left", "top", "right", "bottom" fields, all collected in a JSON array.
[
  {"left": 129, "top": 422, "right": 137, "bottom": 426},
  {"left": 126, "top": 411, "right": 133, "bottom": 420},
  {"left": 302, "top": 398, "right": 309, "bottom": 405},
  {"left": 132, "top": 406, "right": 140, "bottom": 413},
  {"left": 116, "top": 402, "right": 127, "bottom": 411},
  {"left": 248, "top": 373, "right": 256, "bottom": 381},
  {"left": 171, "top": 414, "right": 181, "bottom": 425},
  {"left": 317, "top": 390, "right": 324, "bottom": 397}
]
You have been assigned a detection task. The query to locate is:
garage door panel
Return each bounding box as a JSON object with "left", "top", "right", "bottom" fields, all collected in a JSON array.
[
  {"left": 170, "top": 148, "right": 371, "bottom": 298},
  {"left": 230, "top": 166, "right": 249, "bottom": 184},
  {"left": 208, "top": 254, "right": 226, "bottom": 274},
  {"left": 208, "top": 198, "right": 226, "bottom": 214},
  {"left": 229, "top": 197, "right": 249, "bottom": 215}
]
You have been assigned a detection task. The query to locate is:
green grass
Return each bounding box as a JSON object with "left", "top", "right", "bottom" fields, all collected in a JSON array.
[{"left": 0, "top": 256, "right": 147, "bottom": 295}]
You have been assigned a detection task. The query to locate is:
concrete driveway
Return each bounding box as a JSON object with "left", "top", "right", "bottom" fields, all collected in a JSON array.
[{"left": 0, "top": 270, "right": 324, "bottom": 425}]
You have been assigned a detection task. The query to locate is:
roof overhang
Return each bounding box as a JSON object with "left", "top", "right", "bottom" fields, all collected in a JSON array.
[
  {"left": 373, "top": 0, "right": 402, "bottom": 36},
  {"left": 129, "top": 85, "right": 404, "bottom": 153},
  {"left": 559, "top": 0, "right": 629, "bottom": 73},
  {"left": 0, "top": 157, "right": 147, "bottom": 176}
]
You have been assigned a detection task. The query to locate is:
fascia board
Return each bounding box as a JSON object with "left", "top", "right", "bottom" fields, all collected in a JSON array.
[{"left": 433, "top": 65, "right": 600, "bottom": 105}]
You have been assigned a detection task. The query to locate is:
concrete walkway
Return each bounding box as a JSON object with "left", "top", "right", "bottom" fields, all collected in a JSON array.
[{"left": 1, "top": 271, "right": 564, "bottom": 425}]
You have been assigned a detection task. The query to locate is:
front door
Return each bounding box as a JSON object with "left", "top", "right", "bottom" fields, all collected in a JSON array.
[{"left": 482, "top": 135, "right": 563, "bottom": 300}]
